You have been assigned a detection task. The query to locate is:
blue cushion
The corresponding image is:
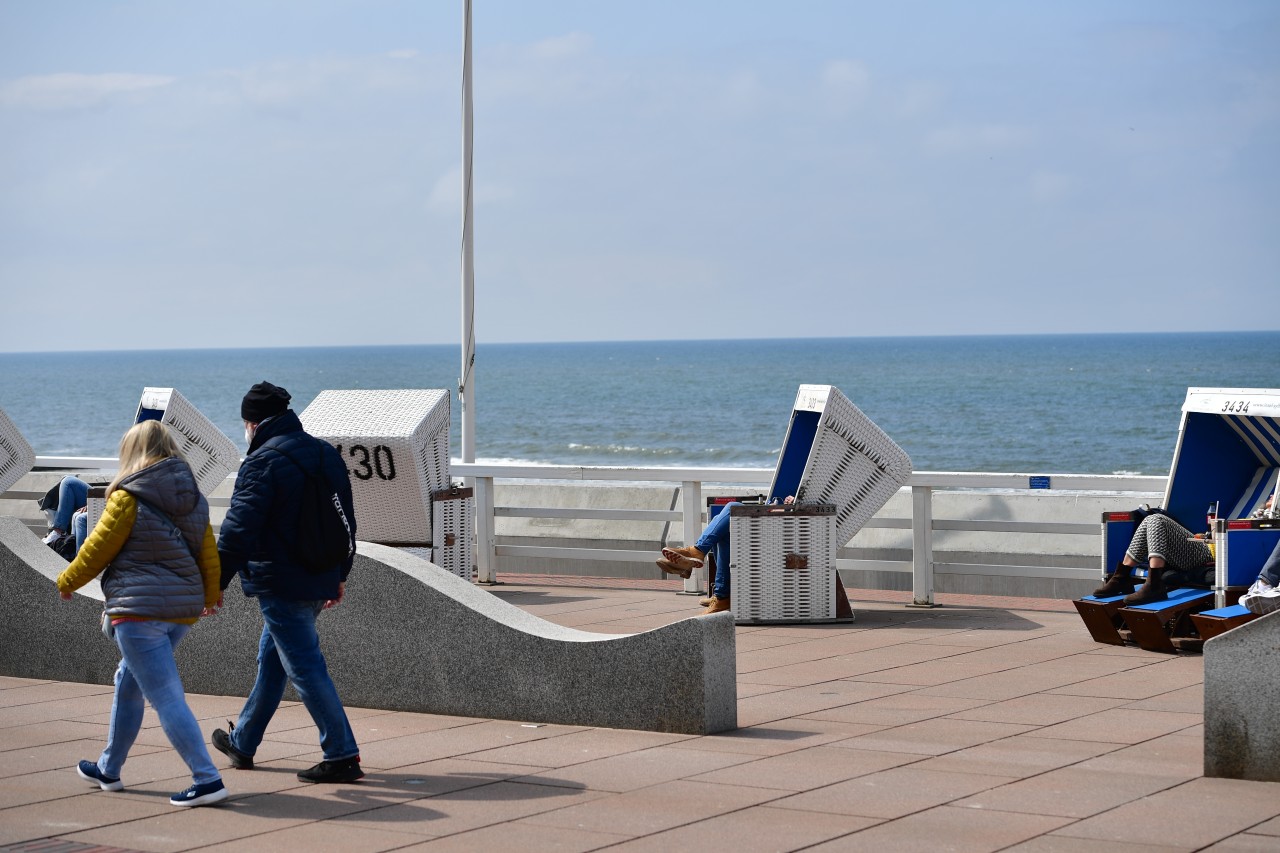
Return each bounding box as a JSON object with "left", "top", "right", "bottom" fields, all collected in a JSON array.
[
  {"left": 1124, "top": 587, "right": 1213, "bottom": 612},
  {"left": 1198, "top": 604, "right": 1251, "bottom": 619}
]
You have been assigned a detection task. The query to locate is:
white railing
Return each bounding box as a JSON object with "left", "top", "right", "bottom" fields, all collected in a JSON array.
[
  {"left": 452, "top": 462, "right": 1166, "bottom": 606},
  {"left": 15, "top": 457, "right": 1166, "bottom": 606}
]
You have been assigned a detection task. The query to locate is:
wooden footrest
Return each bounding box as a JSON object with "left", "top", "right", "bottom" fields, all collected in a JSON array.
[
  {"left": 1073, "top": 594, "right": 1130, "bottom": 645},
  {"left": 1117, "top": 588, "right": 1215, "bottom": 653},
  {"left": 1190, "top": 604, "right": 1259, "bottom": 642}
]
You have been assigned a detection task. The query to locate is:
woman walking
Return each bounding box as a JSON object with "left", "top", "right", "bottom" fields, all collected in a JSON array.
[{"left": 57, "top": 420, "right": 228, "bottom": 807}]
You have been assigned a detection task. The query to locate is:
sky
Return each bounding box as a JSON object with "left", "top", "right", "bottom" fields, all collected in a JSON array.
[{"left": 1, "top": 0, "right": 1277, "bottom": 352}]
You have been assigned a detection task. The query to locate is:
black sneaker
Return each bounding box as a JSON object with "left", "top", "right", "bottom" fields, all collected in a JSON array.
[
  {"left": 212, "top": 723, "right": 254, "bottom": 770},
  {"left": 297, "top": 757, "right": 364, "bottom": 784}
]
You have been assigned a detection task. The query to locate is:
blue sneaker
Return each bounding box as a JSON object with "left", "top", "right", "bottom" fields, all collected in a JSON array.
[
  {"left": 170, "top": 778, "right": 227, "bottom": 807},
  {"left": 76, "top": 760, "right": 123, "bottom": 792}
]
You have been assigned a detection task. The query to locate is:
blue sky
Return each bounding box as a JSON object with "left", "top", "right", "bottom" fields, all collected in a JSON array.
[{"left": 1, "top": 1, "right": 1276, "bottom": 352}]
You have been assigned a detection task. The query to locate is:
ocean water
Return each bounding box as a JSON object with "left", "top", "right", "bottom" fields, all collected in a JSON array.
[{"left": 1, "top": 332, "right": 1277, "bottom": 475}]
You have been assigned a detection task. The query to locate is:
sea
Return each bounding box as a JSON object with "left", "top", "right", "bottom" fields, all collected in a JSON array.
[{"left": 1, "top": 332, "right": 1277, "bottom": 476}]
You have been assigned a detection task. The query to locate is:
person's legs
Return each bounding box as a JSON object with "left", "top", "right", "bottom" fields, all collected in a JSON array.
[
  {"left": 97, "top": 654, "right": 145, "bottom": 780},
  {"left": 254, "top": 596, "right": 359, "bottom": 762},
  {"left": 228, "top": 618, "right": 291, "bottom": 757},
  {"left": 72, "top": 509, "right": 88, "bottom": 554},
  {"left": 700, "top": 502, "right": 738, "bottom": 607},
  {"left": 51, "top": 476, "right": 89, "bottom": 533},
  {"left": 695, "top": 502, "right": 737, "bottom": 556},
  {"left": 112, "top": 621, "right": 221, "bottom": 785}
]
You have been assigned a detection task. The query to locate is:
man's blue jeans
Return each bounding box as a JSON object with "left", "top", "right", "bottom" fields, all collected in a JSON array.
[
  {"left": 228, "top": 596, "right": 359, "bottom": 762},
  {"left": 98, "top": 620, "right": 221, "bottom": 785},
  {"left": 699, "top": 502, "right": 739, "bottom": 600}
]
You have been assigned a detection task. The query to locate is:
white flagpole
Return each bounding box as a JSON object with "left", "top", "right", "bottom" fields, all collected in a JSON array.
[{"left": 460, "top": 0, "right": 476, "bottom": 465}]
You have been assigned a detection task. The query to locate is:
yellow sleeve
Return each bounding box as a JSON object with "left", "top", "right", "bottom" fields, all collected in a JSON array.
[
  {"left": 56, "top": 491, "right": 137, "bottom": 595},
  {"left": 198, "top": 524, "right": 221, "bottom": 608}
]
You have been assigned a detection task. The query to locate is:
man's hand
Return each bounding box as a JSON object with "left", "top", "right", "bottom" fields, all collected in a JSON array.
[
  {"left": 201, "top": 596, "right": 224, "bottom": 617},
  {"left": 323, "top": 582, "right": 345, "bottom": 609}
]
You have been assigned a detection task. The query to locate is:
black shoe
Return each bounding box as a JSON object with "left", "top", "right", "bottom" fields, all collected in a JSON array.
[
  {"left": 298, "top": 757, "right": 364, "bottom": 784},
  {"left": 212, "top": 723, "right": 253, "bottom": 770}
]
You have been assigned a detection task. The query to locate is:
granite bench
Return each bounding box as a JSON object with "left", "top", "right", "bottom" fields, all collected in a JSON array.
[{"left": 0, "top": 517, "right": 737, "bottom": 735}]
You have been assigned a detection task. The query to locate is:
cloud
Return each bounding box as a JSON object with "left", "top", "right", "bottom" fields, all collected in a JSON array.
[
  {"left": 821, "top": 59, "right": 870, "bottom": 114},
  {"left": 924, "top": 123, "right": 1032, "bottom": 154},
  {"left": 532, "top": 32, "right": 593, "bottom": 60},
  {"left": 0, "top": 72, "right": 175, "bottom": 110},
  {"left": 1029, "top": 170, "right": 1073, "bottom": 203}
]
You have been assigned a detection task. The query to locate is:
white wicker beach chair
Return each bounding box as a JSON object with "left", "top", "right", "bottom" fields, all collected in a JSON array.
[
  {"left": 300, "top": 389, "right": 453, "bottom": 547},
  {"left": 0, "top": 408, "right": 36, "bottom": 496},
  {"left": 730, "top": 384, "right": 913, "bottom": 623},
  {"left": 88, "top": 388, "right": 240, "bottom": 533},
  {"left": 136, "top": 388, "right": 240, "bottom": 496}
]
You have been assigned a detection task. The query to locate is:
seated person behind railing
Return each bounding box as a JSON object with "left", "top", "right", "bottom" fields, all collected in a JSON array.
[
  {"left": 1094, "top": 510, "right": 1212, "bottom": 606},
  {"left": 657, "top": 495, "right": 794, "bottom": 616},
  {"left": 38, "top": 475, "right": 90, "bottom": 557}
]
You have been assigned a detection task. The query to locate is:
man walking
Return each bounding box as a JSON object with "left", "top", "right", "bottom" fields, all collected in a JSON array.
[{"left": 212, "top": 381, "right": 363, "bottom": 783}]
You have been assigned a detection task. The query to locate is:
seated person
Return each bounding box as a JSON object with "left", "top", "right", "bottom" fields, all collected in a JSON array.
[
  {"left": 1239, "top": 492, "right": 1280, "bottom": 615},
  {"left": 1239, "top": 538, "right": 1280, "bottom": 615},
  {"left": 1094, "top": 511, "right": 1212, "bottom": 605},
  {"left": 39, "top": 475, "right": 89, "bottom": 555},
  {"left": 657, "top": 496, "right": 794, "bottom": 616}
]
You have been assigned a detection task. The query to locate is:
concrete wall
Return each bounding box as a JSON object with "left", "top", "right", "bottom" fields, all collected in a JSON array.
[{"left": 0, "top": 517, "right": 736, "bottom": 735}]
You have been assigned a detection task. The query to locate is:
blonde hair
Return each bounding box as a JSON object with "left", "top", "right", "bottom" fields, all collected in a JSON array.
[{"left": 108, "top": 420, "right": 184, "bottom": 495}]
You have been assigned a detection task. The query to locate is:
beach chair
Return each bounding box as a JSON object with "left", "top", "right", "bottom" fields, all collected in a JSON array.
[
  {"left": 728, "top": 385, "right": 912, "bottom": 624},
  {"left": 0, "top": 408, "right": 36, "bottom": 497},
  {"left": 1079, "top": 387, "right": 1280, "bottom": 650},
  {"left": 87, "top": 388, "right": 240, "bottom": 532},
  {"left": 300, "top": 390, "right": 469, "bottom": 577}
]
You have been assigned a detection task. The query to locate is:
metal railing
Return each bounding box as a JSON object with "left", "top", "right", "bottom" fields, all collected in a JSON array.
[{"left": 14, "top": 457, "right": 1166, "bottom": 607}]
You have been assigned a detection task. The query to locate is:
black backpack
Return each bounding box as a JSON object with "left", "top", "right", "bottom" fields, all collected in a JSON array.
[{"left": 263, "top": 441, "right": 355, "bottom": 574}]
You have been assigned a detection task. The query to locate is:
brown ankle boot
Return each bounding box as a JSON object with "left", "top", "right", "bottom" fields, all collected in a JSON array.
[
  {"left": 1123, "top": 567, "right": 1168, "bottom": 605},
  {"left": 700, "top": 597, "right": 731, "bottom": 615},
  {"left": 698, "top": 596, "right": 715, "bottom": 607},
  {"left": 1093, "top": 562, "right": 1135, "bottom": 597}
]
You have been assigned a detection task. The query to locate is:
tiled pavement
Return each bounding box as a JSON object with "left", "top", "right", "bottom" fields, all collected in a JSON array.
[{"left": 2, "top": 578, "right": 1279, "bottom": 852}]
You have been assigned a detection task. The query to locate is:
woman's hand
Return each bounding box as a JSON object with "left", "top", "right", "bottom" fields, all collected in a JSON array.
[{"left": 59, "top": 590, "right": 72, "bottom": 601}]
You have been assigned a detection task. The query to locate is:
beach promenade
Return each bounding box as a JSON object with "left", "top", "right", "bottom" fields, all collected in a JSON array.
[{"left": 2, "top": 576, "right": 1278, "bottom": 852}]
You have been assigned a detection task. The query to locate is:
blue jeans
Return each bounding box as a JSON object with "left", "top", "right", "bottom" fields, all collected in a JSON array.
[
  {"left": 52, "top": 475, "right": 89, "bottom": 532},
  {"left": 699, "top": 502, "right": 739, "bottom": 600},
  {"left": 73, "top": 509, "right": 88, "bottom": 554},
  {"left": 98, "top": 621, "right": 221, "bottom": 785},
  {"left": 228, "top": 597, "right": 359, "bottom": 762}
]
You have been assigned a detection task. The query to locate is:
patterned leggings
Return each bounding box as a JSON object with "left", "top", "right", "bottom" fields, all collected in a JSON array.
[{"left": 1126, "top": 514, "right": 1212, "bottom": 570}]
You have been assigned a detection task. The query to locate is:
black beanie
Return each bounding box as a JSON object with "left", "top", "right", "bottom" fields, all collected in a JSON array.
[{"left": 241, "top": 381, "right": 291, "bottom": 422}]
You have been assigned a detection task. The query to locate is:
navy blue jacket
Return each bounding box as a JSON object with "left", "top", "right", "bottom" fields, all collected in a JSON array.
[{"left": 218, "top": 410, "right": 356, "bottom": 600}]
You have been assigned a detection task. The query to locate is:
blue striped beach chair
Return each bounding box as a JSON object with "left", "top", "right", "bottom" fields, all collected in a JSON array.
[{"left": 1080, "top": 387, "right": 1280, "bottom": 651}]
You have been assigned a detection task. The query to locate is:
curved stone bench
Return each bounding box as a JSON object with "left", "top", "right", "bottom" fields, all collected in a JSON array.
[{"left": 0, "top": 517, "right": 736, "bottom": 734}]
